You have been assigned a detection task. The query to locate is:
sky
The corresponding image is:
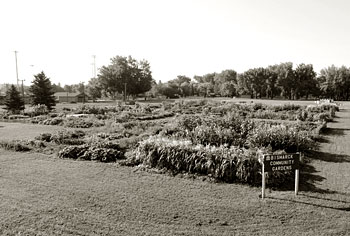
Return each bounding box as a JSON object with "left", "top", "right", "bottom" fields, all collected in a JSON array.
[{"left": 1, "top": 0, "right": 350, "bottom": 86}]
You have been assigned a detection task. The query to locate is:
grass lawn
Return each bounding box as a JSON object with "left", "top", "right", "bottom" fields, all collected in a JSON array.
[
  {"left": 0, "top": 122, "right": 65, "bottom": 141},
  {"left": 0, "top": 150, "right": 349, "bottom": 236},
  {"left": 0, "top": 99, "right": 349, "bottom": 235}
]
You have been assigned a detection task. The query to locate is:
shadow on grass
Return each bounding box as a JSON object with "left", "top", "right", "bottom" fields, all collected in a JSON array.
[
  {"left": 322, "top": 127, "right": 350, "bottom": 136},
  {"left": 299, "top": 162, "right": 330, "bottom": 193},
  {"left": 298, "top": 193, "right": 350, "bottom": 204},
  {"left": 313, "top": 136, "right": 329, "bottom": 143},
  {"left": 307, "top": 150, "right": 350, "bottom": 163},
  {"left": 266, "top": 196, "right": 350, "bottom": 211},
  {"left": 267, "top": 163, "right": 330, "bottom": 194},
  {"left": 272, "top": 157, "right": 345, "bottom": 194}
]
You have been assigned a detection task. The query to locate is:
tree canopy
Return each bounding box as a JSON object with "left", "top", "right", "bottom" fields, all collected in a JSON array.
[
  {"left": 97, "top": 56, "right": 153, "bottom": 99},
  {"left": 29, "top": 71, "right": 56, "bottom": 110},
  {"left": 4, "top": 85, "right": 24, "bottom": 114}
]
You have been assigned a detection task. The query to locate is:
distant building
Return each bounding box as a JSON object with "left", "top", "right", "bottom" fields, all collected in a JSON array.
[{"left": 54, "top": 92, "right": 89, "bottom": 103}]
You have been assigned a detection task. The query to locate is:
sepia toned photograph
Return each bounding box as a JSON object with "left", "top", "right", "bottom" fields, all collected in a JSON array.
[{"left": 0, "top": 0, "right": 349, "bottom": 235}]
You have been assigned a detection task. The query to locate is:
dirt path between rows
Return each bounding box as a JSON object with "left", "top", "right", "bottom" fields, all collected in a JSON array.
[{"left": 304, "top": 104, "right": 350, "bottom": 194}]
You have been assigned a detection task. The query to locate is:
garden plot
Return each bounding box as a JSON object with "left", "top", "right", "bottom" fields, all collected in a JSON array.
[
  {"left": 0, "top": 100, "right": 338, "bottom": 187},
  {"left": 0, "top": 100, "right": 349, "bottom": 235}
]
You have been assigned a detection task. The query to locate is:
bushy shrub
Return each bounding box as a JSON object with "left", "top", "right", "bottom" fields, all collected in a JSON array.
[
  {"left": 25, "top": 104, "right": 49, "bottom": 116},
  {"left": 93, "top": 132, "right": 125, "bottom": 140},
  {"left": 313, "top": 112, "right": 333, "bottom": 122},
  {"left": 246, "top": 124, "right": 315, "bottom": 152},
  {"left": 136, "top": 112, "right": 174, "bottom": 121},
  {"left": 167, "top": 114, "right": 255, "bottom": 147},
  {"left": 177, "top": 115, "right": 204, "bottom": 131},
  {"left": 273, "top": 104, "right": 302, "bottom": 112},
  {"left": 252, "top": 103, "right": 265, "bottom": 111},
  {"left": 57, "top": 141, "right": 125, "bottom": 162},
  {"left": 30, "top": 115, "right": 47, "bottom": 124},
  {"left": 41, "top": 117, "right": 65, "bottom": 126},
  {"left": 0, "top": 140, "right": 31, "bottom": 152},
  {"left": 51, "top": 130, "right": 85, "bottom": 145},
  {"left": 35, "top": 130, "right": 85, "bottom": 145},
  {"left": 181, "top": 125, "right": 245, "bottom": 147},
  {"left": 63, "top": 117, "right": 104, "bottom": 128},
  {"left": 127, "top": 137, "right": 291, "bottom": 186},
  {"left": 8, "top": 115, "right": 29, "bottom": 120},
  {"left": 74, "top": 105, "right": 122, "bottom": 115},
  {"left": 35, "top": 133, "right": 52, "bottom": 142}
]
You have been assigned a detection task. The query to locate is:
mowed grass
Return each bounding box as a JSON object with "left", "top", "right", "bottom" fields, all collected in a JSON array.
[
  {"left": 0, "top": 151, "right": 349, "bottom": 236},
  {"left": 0, "top": 99, "right": 349, "bottom": 235},
  {"left": 0, "top": 122, "right": 64, "bottom": 141}
]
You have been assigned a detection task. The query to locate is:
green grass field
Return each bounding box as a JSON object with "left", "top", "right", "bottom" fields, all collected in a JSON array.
[{"left": 0, "top": 99, "right": 349, "bottom": 235}]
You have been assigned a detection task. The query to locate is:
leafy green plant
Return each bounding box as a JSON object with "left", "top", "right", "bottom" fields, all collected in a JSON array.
[
  {"left": 246, "top": 124, "right": 315, "bottom": 152},
  {"left": 57, "top": 141, "right": 125, "bottom": 162},
  {"left": 63, "top": 117, "right": 104, "bottom": 128},
  {"left": 127, "top": 137, "right": 291, "bottom": 186},
  {"left": 24, "top": 104, "right": 49, "bottom": 116},
  {"left": 35, "top": 130, "right": 85, "bottom": 145}
]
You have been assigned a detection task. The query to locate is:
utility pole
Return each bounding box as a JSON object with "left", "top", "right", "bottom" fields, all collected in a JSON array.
[
  {"left": 14, "top": 51, "right": 19, "bottom": 87},
  {"left": 92, "top": 55, "right": 96, "bottom": 78}
]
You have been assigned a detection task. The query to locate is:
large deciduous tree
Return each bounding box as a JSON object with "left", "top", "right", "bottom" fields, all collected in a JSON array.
[
  {"left": 29, "top": 71, "right": 56, "bottom": 110},
  {"left": 4, "top": 85, "right": 25, "bottom": 114},
  {"left": 276, "top": 62, "right": 295, "bottom": 99},
  {"left": 214, "top": 69, "right": 238, "bottom": 97},
  {"left": 318, "top": 65, "right": 338, "bottom": 99},
  {"left": 294, "top": 64, "right": 318, "bottom": 99},
  {"left": 317, "top": 65, "right": 350, "bottom": 100},
  {"left": 98, "top": 56, "right": 153, "bottom": 99},
  {"left": 86, "top": 77, "right": 102, "bottom": 102},
  {"left": 238, "top": 68, "right": 267, "bottom": 98},
  {"left": 266, "top": 65, "right": 280, "bottom": 99}
]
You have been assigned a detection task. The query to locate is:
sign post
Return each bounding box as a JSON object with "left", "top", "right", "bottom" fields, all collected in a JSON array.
[
  {"left": 262, "top": 156, "right": 265, "bottom": 199},
  {"left": 295, "top": 166, "right": 299, "bottom": 196},
  {"left": 262, "top": 153, "right": 300, "bottom": 199}
]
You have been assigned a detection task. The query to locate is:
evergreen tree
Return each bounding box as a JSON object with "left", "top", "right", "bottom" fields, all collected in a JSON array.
[
  {"left": 29, "top": 71, "right": 56, "bottom": 110},
  {"left": 4, "top": 85, "right": 25, "bottom": 114}
]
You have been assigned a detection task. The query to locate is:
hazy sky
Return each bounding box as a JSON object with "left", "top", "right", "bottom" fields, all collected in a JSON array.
[{"left": 1, "top": 0, "right": 350, "bottom": 86}]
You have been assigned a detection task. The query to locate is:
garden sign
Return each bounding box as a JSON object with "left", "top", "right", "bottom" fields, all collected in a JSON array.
[{"left": 261, "top": 153, "right": 301, "bottom": 199}]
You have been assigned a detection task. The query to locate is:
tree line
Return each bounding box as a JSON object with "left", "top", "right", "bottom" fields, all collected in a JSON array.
[
  {"left": 151, "top": 63, "right": 350, "bottom": 101},
  {"left": 26, "top": 56, "right": 350, "bottom": 102},
  {"left": 3, "top": 56, "right": 350, "bottom": 115}
]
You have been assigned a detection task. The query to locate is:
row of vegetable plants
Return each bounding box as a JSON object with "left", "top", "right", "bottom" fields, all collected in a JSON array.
[{"left": 0, "top": 101, "right": 339, "bottom": 187}]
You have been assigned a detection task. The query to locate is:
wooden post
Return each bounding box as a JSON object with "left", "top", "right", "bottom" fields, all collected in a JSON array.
[
  {"left": 262, "top": 156, "right": 266, "bottom": 199},
  {"left": 295, "top": 169, "right": 299, "bottom": 196},
  {"left": 295, "top": 153, "right": 300, "bottom": 196}
]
